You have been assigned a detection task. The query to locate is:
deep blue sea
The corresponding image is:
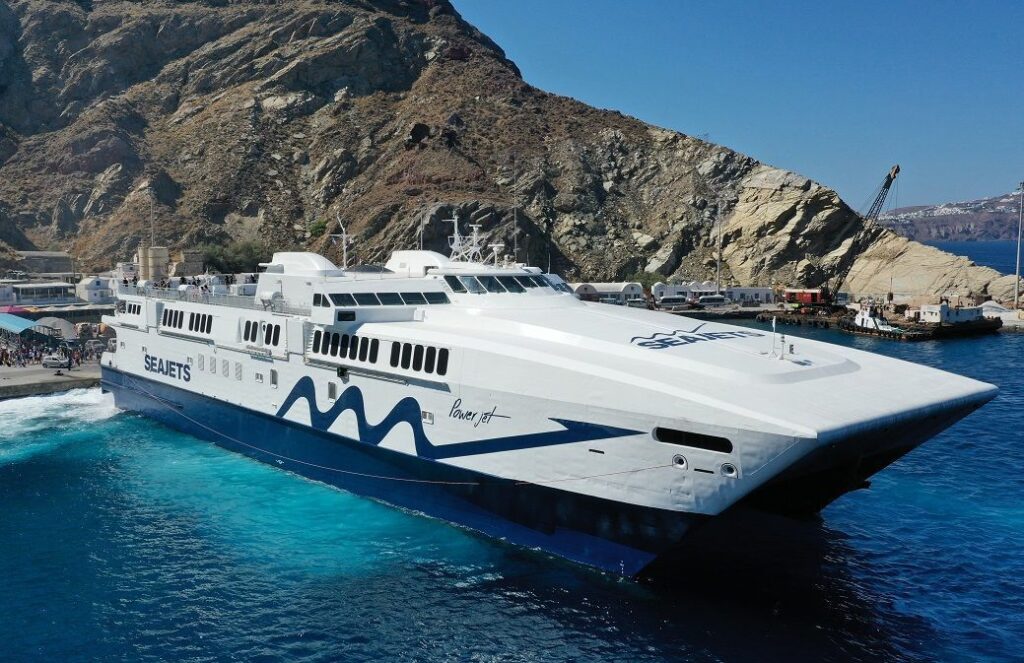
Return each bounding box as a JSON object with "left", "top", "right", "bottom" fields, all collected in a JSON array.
[{"left": 926, "top": 240, "right": 1020, "bottom": 276}]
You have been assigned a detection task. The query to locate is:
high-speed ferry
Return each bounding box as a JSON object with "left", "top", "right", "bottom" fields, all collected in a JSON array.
[{"left": 100, "top": 230, "right": 997, "bottom": 576}]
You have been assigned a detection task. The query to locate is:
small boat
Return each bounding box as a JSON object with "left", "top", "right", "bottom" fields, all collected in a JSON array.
[{"left": 838, "top": 303, "right": 931, "bottom": 340}]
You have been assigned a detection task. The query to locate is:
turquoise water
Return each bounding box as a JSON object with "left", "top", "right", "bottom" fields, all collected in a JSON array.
[{"left": 2, "top": 327, "right": 1023, "bottom": 662}]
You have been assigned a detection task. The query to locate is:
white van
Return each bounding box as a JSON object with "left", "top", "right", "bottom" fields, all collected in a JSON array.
[{"left": 697, "top": 294, "right": 728, "bottom": 307}]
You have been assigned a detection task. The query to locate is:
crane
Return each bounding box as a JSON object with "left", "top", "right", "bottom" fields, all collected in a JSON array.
[{"left": 864, "top": 164, "right": 900, "bottom": 221}]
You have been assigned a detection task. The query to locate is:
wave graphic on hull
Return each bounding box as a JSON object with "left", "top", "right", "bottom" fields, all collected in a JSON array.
[{"left": 275, "top": 377, "right": 640, "bottom": 460}]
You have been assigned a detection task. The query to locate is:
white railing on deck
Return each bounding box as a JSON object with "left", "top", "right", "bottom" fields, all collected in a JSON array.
[{"left": 117, "top": 285, "right": 311, "bottom": 316}]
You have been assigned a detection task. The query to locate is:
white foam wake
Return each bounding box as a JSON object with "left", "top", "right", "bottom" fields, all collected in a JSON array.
[{"left": 0, "top": 388, "right": 120, "bottom": 441}]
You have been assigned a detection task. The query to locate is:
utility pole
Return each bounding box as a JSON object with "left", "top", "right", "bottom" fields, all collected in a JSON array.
[
  {"left": 715, "top": 216, "right": 722, "bottom": 294},
  {"left": 1015, "top": 180, "right": 1023, "bottom": 310}
]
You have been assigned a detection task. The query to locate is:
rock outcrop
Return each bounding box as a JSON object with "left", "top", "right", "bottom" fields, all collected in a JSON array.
[{"left": 0, "top": 0, "right": 1018, "bottom": 302}]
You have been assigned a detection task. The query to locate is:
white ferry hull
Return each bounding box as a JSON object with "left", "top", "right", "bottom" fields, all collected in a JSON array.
[{"left": 101, "top": 365, "right": 704, "bottom": 576}]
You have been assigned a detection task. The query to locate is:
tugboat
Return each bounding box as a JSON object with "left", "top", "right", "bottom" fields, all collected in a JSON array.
[{"left": 838, "top": 303, "right": 931, "bottom": 340}]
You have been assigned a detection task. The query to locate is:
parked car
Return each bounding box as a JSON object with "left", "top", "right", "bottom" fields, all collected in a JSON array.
[
  {"left": 42, "top": 354, "right": 69, "bottom": 368},
  {"left": 85, "top": 339, "right": 106, "bottom": 353}
]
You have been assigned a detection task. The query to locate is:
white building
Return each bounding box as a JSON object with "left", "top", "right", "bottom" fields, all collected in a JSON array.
[
  {"left": 652, "top": 281, "right": 773, "bottom": 304},
  {"left": 76, "top": 276, "right": 115, "bottom": 304},
  {"left": 918, "top": 303, "right": 984, "bottom": 324},
  {"left": 723, "top": 286, "right": 774, "bottom": 304},
  {"left": 569, "top": 282, "right": 643, "bottom": 304},
  {"left": 11, "top": 282, "right": 77, "bottom": 305}
]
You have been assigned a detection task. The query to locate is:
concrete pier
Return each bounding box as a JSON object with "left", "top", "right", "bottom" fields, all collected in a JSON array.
[{"left": 0, "top": 364, "right": 101, "bottom": 401}]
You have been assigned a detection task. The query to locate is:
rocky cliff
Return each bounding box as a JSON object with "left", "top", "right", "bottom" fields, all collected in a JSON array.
[
  {"left": 0, "top": 0, "right": 1018, "bottom": 302},
  {"left": 879, "top": 192, "right": 1022, "bottom": 242}
]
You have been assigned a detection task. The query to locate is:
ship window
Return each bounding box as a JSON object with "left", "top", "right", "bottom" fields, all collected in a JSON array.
[
  {"left": 330, "top": 333, "right": 340, "bottom": 356},
  {"left": 436, "top": 348, "right": 449, "bottom": 376},
  {"left": 444, "top": 275, "right": 467, "bottom": 293},
  {"left": 321, "top": 331, "right": 331, "bottom": 354},
  {"left": 313, "top": 293, "right": 323, "bottom": 307},
  {"left": 653, "top": 427, "right": 733, "bottom": 454},
  {"left": 423, "top": 292, "right": 450, "bottom": 304},
  {"left": 339, "top": 334, "right": 350, "bottom": 355},
  {"left": 270, "top": 369, "right": 278, "bottom": 388},
  {"left": 263, "top": 323, "right": 272, "bottom": 345},
  {"left": 348, "top": 335, "right": 359, "bottom": 360},
  {"left": 369, "top": 339, "right": 380, "bottom": 363},
  {"left": 255, "top": 373, "right": 263, "bottom": 383},
  {"left": 390, "top": 341, "right": 400, "bottom": 367},
  {"left": 354, "top": 293, "right": 380, "bottom": 306},
  {"left": 210, "top": 356, "right": 216, "bottom": 373},
  {"left": 514, "top": 276, "right": 538, "bottom": 289},
  {"left": 377, "top": 292, "right": 403, "bottom": 305},
  {"left": 312, "top": 330, "right": 322, "bottom": 353},
  {"left": 327, "top": 382, "right": 337, "bottom": 401},
  {"left": 424, "top": 346, "right": 436, "bottom": 373},
  {"left": 497, "top": 276, "right": 525, "bottom": 293},
  {"left": 358, "top": 337, "right": 369, "bottom": 362},
  {"left": 198, "top": 354, "right": 204, "bottom": 371},
  {"left": 400, "top": 343, "right": 412, "bottom": 369},
  {"left": 188, "top": 313, "right": 195, "bottom": 331},
  {"left": 205, "top": 316, "right": 213, "bottom": 334},
  {"left": 337, "top": 311, "right": 356, "bottom": 322},
  {"left": 272, "top": 325, "right": 281, "bottom": 346},
  {"left": 477, "top": 275, "right": 506, "bottom": 293},
  {"left": 235, "top": 362, "right": 242, "bottom": 381},
  {"left": 400, "top": 292, "right": 427, "bottom": 305},
  {"left": 221, "top": 359, "right": 229, "bottom": 377},
  {"left": 458, "top": 276, "right": 486, "bottom": 294},
  {"left": 329, "top": 293, "right": 357, "bottom": 306},
  {"left": 412, "top": 345, "right": 424, "bottom": 371}
]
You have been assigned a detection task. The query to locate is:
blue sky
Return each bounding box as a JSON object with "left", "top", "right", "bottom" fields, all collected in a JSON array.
[{"left": 454, "top": 0, "right": 1024, "bottom": 209}]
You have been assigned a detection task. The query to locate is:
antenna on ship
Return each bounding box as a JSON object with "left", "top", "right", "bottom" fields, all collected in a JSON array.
[
  {"left": 445, "top": 214, "right": 463, "bottom": 261},
  {"left": 467, "top": 224, "right": 484, "bottom": 262},
  {"left": 417, "top": 215, "right": 428, "bottom": 250},
  {"left": 330, "top": 212, "right": 354, "bottom": 269},
  {"left": 488, "top": 243, "right": 505, "bottom": 265}
]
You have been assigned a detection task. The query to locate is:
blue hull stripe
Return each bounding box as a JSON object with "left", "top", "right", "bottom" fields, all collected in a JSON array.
[
  {"left": 274, "top": 376, "right": 642, "bottom": 460},
  {"left": 101, "top": 367, "right": 700, "bottom": 576}
]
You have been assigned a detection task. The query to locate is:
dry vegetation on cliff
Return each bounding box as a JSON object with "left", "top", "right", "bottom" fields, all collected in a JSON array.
[{"left": 0, "top": 0, "right": 1017, "bottom": 301}]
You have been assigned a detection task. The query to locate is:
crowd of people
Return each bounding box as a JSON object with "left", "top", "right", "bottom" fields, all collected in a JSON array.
[
  {"left": 120, "top": 273, "right": 257, "bottom": 291},
  {"left": 0, "top": 340, "right": 49, "bottom": 367},
  {"left": 0, "top": 340, "right": 103, "bottom": 368}
]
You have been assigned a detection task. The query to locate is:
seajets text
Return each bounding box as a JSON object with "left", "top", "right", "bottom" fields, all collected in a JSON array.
[
  {"left": 144, "top": 355, "right": 191, "bottom": 382},
  {"left": 631, "top": 325, "right": 764, "bottom": 350}
]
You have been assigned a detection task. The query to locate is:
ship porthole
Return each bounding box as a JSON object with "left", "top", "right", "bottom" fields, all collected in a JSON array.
[
  {"left": 720, "top": 463, "right": 737, "bottom": 478},
  {"left": 672, "top": 455, "right": 688, "bottom": 470}
]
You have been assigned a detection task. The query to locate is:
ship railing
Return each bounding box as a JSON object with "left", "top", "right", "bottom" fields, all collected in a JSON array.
[{"left": 116, "top": 285, "right": 311, "bottom": 316}]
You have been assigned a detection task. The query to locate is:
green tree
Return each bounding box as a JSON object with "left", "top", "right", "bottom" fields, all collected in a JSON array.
[
  {"left": 308, "top": 219, "right": 328, "bottom": 237},
  {"left": 201, "top": 240, "right": 271, "bottom": 273}
]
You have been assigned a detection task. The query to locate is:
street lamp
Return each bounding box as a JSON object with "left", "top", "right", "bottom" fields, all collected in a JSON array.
[{"left": 1016, "top": 181, "right": 1023, "bottom": 310}]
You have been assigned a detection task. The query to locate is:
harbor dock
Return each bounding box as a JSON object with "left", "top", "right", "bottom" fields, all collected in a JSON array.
[{"left": 0, "top": 364, "right": 101, "bottom": 401}]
